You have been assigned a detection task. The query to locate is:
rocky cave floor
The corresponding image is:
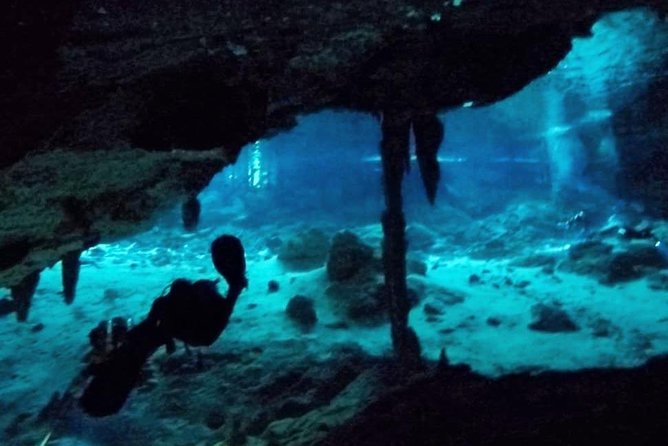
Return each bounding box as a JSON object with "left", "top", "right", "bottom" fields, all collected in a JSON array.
[{"left": 2, "top": 198, "right": 668, "bottom": 446}]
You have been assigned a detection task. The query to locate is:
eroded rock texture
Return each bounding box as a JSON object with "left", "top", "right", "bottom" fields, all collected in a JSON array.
[{"left": 0, "top": 149, "right": 226, "bottom": 290}]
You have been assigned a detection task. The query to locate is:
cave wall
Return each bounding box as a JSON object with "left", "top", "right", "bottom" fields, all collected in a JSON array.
[
  {"left": 615, "top": 57, "right": 668, "bottom": 216},
  {"left": 0, "top": 149, "right": 227, "bottom": 289}
]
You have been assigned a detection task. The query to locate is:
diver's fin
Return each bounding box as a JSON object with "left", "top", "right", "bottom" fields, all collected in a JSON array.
[
  {"left": 80, "top": 320, "right": 163, "bottom": 417},
  {"left": 211, "top": 235, "right": 247, "bottom": 289},
  {"left": 80, "top": 349, "right": 145, "bottom": 416}
]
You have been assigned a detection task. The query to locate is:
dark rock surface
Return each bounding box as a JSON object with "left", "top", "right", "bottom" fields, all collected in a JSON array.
[
  {"left": 0, "top": 149, "right": 226, "bottom": 291},
  {"left": 569, "top": 240, "right": 614, "bottom": 261},
  {"left": 423, "top": 303, "right": 444, "bottom": 316},
  {"left": 7, "top": 0, "right": 659, "bottom": 166},
  {"left": 406, "top": 224, "right": 438, "bottom": 251},
  {"left": 561, "top": 240, "right": 667, "bottom": 284},
  {"left": 604, "top": 245, "right": 667, "bottom": 284},
  {"left": 205, "top": 410, "right": 226, "bottom": 430},
  {"left": 13, "top": 341, "right": 380, "bottom": 446},
  {"left": 326, "top": 281, "right": 386, "bottom": 325},
  {"left": 406, "top": 257, "right": 428, "bottom": 276},
  {"left": 528, "top": 303, "right": 579, "bottom": 333},
  {"left": 427, "top": 286, "right": 467, "bottom": 306},
  {"left": 326, "top": 276, "right": 421, "bottom": 326},
  {"left": 267, "top": 280, "right": 280, "bottom": 293},
  {"left": 319, "top": 354, "right": 668, "bottom": 446},
  {"left": 510, "top": 253, "right": 558, "bottom": 269},
  {"left": 589, "top": 317, "right": 619, "bottom": 338},
  {"left": 615, "top": 55, "right": 668, "bottom": 217},
  {"left": 326, "top": 231, "right": 375, "bottom": 282},
  {"left": 648, "top": 272, "right": 668, "bottom": 291},
  {"left": 286, "top": 295, "right": 318, "bottom": 329},
  {"left": 278, "top": 229, "right": 330, "bottom": 270}
]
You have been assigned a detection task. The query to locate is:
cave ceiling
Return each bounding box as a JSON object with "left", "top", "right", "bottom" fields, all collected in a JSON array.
[{"left": 1, "top": 0, "right": 667, "bottom": 294}]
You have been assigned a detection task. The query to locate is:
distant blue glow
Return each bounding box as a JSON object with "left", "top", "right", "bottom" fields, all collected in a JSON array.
[
  {"left": 553, "top": 8, "right": 668, "bottom": 104},
  {"left": 247, "top": 140, "right": 267, "bottom": 189}
]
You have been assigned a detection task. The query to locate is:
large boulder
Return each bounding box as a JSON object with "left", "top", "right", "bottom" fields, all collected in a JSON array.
[
  {"left": 326, "top": 231, "right": 375, "bottom": 282},
  {"left": 528, "top": 303, "right": 579, "bottom": 333},
  {"left": 326, "top": 281, "right": 420, "bottom": 326},
  {"left": 326, "top": 281, "right": 386, "bottom": 326},
  {"left": 285, "top": 295, "right": 318, "bottom": 330},
  {"left": 406, "top": 224, "right": 438, "bottom": 251},
  {"left": 561, "top": 240, "right": 668, "bottom": 284},
  {"left": 559, "top": 240, "right": 614, "bottom": 279},
  {"left": 278, "top": 229, "right": 330, "bottom": 271},
  {"left": 604, "top": 246, "right": 667, "bottom": 284}
]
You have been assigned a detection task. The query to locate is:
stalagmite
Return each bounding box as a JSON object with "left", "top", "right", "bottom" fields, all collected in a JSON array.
[
  {"left": 380, "top": 110, "right": 423, "bottom": 371},
  {"left": 62, "top": 250, "right": 82, "bottom": 304},
  {"left": 11, "top": 271, "right": 40, "bottom": 322}
]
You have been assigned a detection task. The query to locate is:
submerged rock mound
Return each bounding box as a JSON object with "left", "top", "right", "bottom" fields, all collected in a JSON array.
[
  {"left": 278, "top": 229, "right": 330, "bottom": 271},
  {"left": 326, "top": 231, "right": 376, "bottom": 282},
  {"left": 560, "top": 240, "right": 668, "bottom": 285},
  {"left": 528, "top": 303, "right": 579, "bottom": 333},
  {"left": 286, "top": 295, "right": 318, "bottom": 330}
]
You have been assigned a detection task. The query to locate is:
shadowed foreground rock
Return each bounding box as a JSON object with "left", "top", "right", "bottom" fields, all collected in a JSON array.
[{"left": 320, "top": 355, "right": 668, "bottom": 445}]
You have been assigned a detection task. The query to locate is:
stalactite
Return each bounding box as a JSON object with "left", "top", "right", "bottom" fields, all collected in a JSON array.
[
  {"left": 62, "top": 250, "right": 81, "bottom": 304},
  {"left": 380, "top": 110, "right": 423, "bottom": 371},
  {"left": 181, "top": 195, "right": 201, "bottom": 232},
  {"left": 413, "top": 112, "right": 444, "bottom": 205},
  {"left": 11, "top": 270, "right": 40, "bottom": 322}
]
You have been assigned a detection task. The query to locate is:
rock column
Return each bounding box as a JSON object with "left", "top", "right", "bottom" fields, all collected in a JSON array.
[{"left": 380, "top": 111, "right": 422, "bottom": 371}]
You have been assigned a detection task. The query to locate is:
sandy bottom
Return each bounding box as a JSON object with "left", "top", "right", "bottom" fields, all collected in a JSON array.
[{"left": 1, "top": 214, "right": 668, "bottom": 445}]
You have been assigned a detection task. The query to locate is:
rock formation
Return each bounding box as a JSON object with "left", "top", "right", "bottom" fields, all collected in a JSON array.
[{"left": 61, "top": 250, "right": 81, "bottom": 304}]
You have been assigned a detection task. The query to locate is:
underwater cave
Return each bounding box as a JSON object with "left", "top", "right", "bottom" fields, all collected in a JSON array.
[{"left": 2, "top": 1, "right": 668, "bottom": 445}]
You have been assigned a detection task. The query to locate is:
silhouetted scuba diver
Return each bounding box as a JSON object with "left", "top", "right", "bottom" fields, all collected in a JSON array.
[{"left": 79, "top": 235, "right": 247, "bottom": 417}]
